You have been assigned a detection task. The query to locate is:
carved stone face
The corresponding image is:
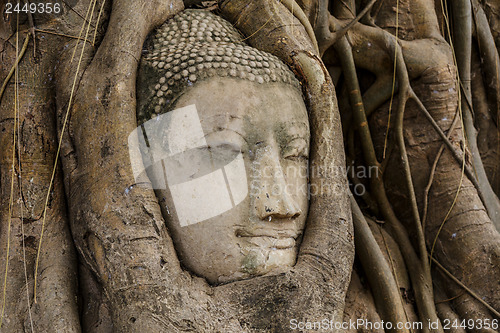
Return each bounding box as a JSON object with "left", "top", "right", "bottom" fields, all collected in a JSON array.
[{"left": 153, "top": 77, "right": 310, "bottom": 284}]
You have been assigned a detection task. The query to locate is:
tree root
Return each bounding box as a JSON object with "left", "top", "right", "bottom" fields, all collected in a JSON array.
[
  {"left": 351, "top": 194, "right": 410, "bottom": 332},
  {"left": 0, "top": 33, "right": 30, "bottom": 103},
  {"left": 431, "top": 256, "right": 500, "bottom": 318},
  {"left": 334, "top": 35, "right": 442, "bottom": 332},
  {"left": 451, "top": 0, "right": 500, "bottom": 231}
]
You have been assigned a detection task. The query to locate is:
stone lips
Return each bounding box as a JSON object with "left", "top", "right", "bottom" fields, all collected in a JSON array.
[{"left": 137, "top": 9, "right": 301, "bottom": 124}]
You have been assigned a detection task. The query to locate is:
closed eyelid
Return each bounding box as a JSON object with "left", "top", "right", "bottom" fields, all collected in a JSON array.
[
  {"left": 285, "top": 137, "right": 309, "bottom": 148},
  {"left": 197, "top": 143, "right": 242, "bottom": 154},
  {"left": 283, "top": 138, "right": 309, "bottom": 157},
  {"left": 288, "top": 136, "right": 308, "bottom": 143}
]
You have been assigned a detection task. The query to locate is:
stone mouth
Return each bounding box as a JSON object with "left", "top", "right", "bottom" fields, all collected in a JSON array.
[
  {"left": 235, "top": 228, "right": 298, "bottom": 239},
  {"left": 235, "top": 229, "right": 298, "bottom": 249}
]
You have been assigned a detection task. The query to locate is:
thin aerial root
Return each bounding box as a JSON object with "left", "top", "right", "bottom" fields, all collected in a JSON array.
[
  {"left": 451, "top": 0, "right": 500, "bottom": 229},
  {"left": 422, "top": 108, "right": 461, "bottom": 231},
  {"left": 22, "top": 0, "right": 36, "bottom": 55},
  {"left": 329, "top": 0, "right": 378, "bottom": 47},
  {"left": 1, "top": 31, "right": 27, "bottom": 331},
  {"left": 92, "top": 0, "right": 107, "bottom": 46},
  {"left": 409, "top": 91, "right": 493, "bottom": 211},
  {"left": 431, "top": 256, "right": 500, "bottom": 318},
  {"left": 392, "top": 46, "right": 430, "bottom": 283},
  {"left": 351, "top": 195, "right": 410, "bottom": 331},
  {"left": 0, "top": 33, "right": 30, "bottom": 104},
  {"left": 70, "top": 0, "right": 95, "bottom": 63},
  {"left": 336, "top": 35, "right": 442, "bottom": 332},
  {"left": 35, "top": 29, "right": 94, "bottom": 45},
  {"left": 279, "top": 0, "right": 319, "bottom": 54}
]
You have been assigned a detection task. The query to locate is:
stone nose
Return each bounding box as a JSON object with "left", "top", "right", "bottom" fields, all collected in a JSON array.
[{"left": 253, "top": 148, "right": 302, "bottom": 221}]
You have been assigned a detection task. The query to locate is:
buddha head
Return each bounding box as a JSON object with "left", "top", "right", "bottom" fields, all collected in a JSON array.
[{"left": 135, "top": 9, "right": 310, "bottom": 284}]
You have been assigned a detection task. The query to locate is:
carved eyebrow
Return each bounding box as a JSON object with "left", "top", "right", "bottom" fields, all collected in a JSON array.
[
  {"left": 202, "top": 113, "right": 246, "bottom": 140},
  {"left": 203, "top": 127, "right": 248, "bottom": 144},
  {"left": 280, "top": 121, "right": 308, "bottom": 129}
]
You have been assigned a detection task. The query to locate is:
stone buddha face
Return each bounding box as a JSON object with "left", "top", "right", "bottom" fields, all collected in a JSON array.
[
  {"left": 135, "top": 9, "right": 310, "bottom": 284},
  {"left": 160, "top": 78, "right": 309, "bottom": 284}
]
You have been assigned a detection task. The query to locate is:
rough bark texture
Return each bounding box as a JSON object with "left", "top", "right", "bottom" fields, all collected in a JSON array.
[
  {"left": 1, "top": 0, "right": 499, "bottom": 331},
  {"left": 0, "top": 15, "right": 80, "bottom": 332}
]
